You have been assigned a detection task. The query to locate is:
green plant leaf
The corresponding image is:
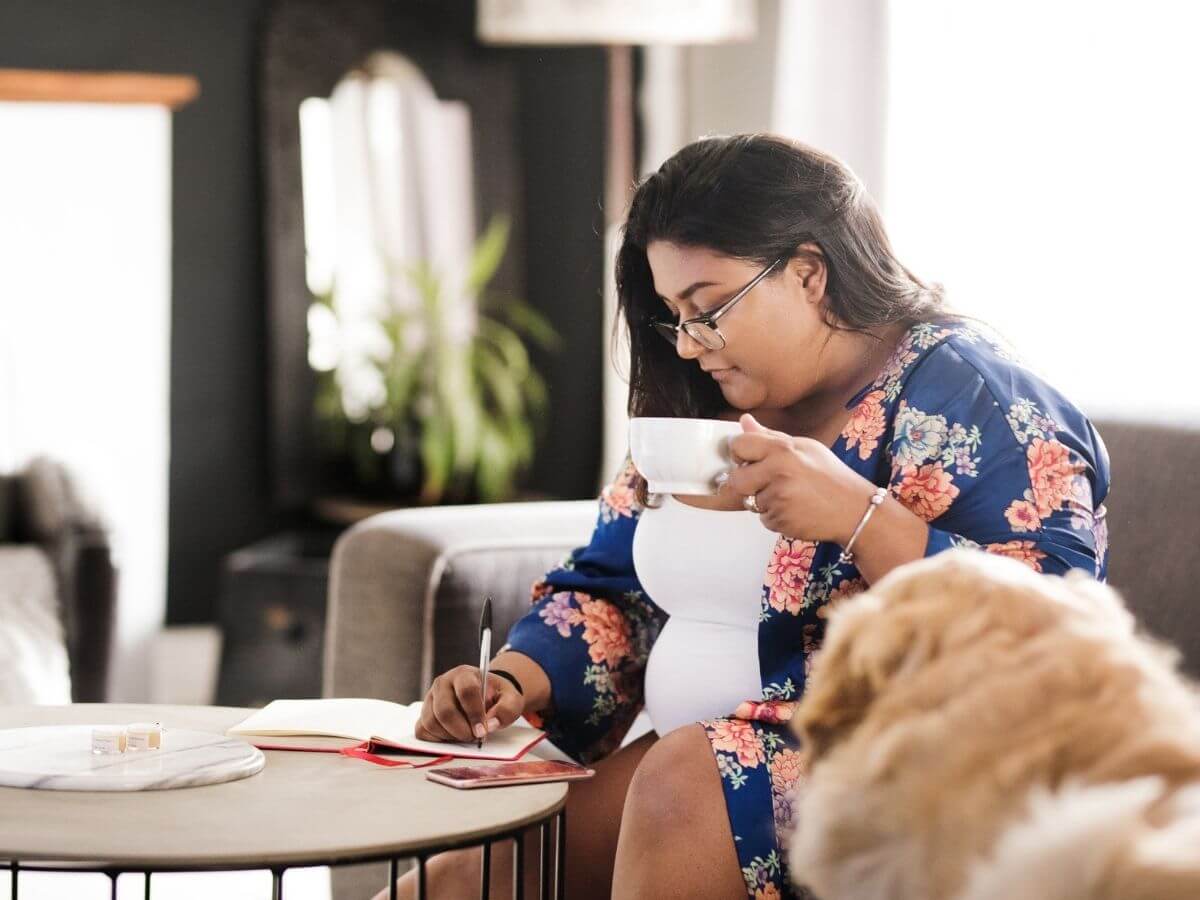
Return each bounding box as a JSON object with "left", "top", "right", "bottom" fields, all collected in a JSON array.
[
  {"left": 475, "top": 346, "right": 524, "bottom": 422},
  {"left": 419, "top": 414, "right": 454, "bottom": 504},
  {"left": 475, "top": 418, "right": 517, "bottom": 502},
  {"left": 467, "top": 216, "right": 510, "bottom": 295},
  {"left": 502, "top": 300, "right": 562, "bottom": 351},
  {"left": 478, "top": 319, "right": 531, "bottom": 378},
  {"left": 521, "top": 370, "right": 549, "bottom": 421},
  {"left": 315, "top": 210, "right": 564, "bottom": 504}
]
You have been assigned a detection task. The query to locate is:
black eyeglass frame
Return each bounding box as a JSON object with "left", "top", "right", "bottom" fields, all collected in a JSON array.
[{"left": 648, "top": 257, "right": 785, "bottom": 351}]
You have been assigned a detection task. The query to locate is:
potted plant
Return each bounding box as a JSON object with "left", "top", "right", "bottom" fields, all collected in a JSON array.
[{"left": 308, "top": 216, "right": 558, "bottom": 504}]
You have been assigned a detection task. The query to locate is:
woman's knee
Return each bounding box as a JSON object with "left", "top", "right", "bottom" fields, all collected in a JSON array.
[
  {"left": 370, "top": 845, "right": 483, "bottom": 900},
  {"left": 622, "top": 723, "right": 716, "bottom": 832}
]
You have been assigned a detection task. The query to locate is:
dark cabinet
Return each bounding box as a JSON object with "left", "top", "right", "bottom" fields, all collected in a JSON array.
[{"left": 216, "top": 530, "right": 340, "bottom": 707}]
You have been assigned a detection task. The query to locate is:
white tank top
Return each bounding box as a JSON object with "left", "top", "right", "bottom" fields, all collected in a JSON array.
[{"left": 631, "top": 494, "right": 779, "bottom": 736}]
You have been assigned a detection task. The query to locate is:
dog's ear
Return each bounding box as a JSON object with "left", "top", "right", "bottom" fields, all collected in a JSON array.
[{"left": 794, "top": 594, "right": 921, "bottom": 765}]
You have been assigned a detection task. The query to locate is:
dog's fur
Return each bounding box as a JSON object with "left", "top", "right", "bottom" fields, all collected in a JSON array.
[{"left": 789, "top": 550, "right": 1200, "bottom": 900}]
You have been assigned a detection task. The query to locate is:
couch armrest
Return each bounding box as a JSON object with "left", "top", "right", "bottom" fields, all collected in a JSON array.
[{"left": 324, "top": 500, "right": 595, "bottom": 704}]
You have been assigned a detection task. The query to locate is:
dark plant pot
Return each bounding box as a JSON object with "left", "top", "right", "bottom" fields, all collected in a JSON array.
[
  {"left": 315, "top": 419, "right": 494, "bottom": 507},
  {"left": 384, "top": 422, "right": 423, "bottom": 498}
]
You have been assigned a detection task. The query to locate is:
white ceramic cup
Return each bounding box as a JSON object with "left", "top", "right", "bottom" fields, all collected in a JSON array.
[{"left": 628, "top": 416, "right": 743, "bottom": 495}]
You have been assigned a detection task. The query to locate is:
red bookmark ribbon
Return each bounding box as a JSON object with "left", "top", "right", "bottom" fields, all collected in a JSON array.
[
  {"left": 339, "top": 745, "right": 454, "bottom": 768},
  {"left": 251, "top": 741, "right": 453, "bottom": 769}
]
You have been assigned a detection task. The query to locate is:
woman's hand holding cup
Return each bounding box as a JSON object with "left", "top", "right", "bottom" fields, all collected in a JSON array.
[
  {"left": 723, "top": 413, "right": 876, "bottom": 542},
  {"left": 414, "top": 664, "right": 525, "bottom": 743}
]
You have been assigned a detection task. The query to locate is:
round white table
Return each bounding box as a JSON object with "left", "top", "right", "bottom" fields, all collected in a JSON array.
[{"left": 0, "top": 704, "right": 568, "bottom": 900}]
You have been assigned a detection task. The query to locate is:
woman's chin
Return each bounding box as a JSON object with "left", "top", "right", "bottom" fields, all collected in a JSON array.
[{"left": 717, "top": 377, "right": 764, "bottom": 409}]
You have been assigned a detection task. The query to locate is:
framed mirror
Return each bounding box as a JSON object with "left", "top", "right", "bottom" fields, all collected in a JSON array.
[{"left": 261, "top": 0, "right": 525, "bottom": 513}]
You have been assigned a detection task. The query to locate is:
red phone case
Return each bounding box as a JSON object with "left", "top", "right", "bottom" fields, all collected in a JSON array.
[{"left": 425, "top": 759, "right": 596, "bottom": 789}]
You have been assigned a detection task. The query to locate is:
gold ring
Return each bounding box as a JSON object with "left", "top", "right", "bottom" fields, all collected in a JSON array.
[{"left": 743, "top": 493, "right": 760, "bottom": 513}]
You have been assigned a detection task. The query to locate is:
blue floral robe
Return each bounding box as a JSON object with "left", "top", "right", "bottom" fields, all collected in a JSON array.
[{"left": 502, "top": 321, "right": 1110, "bottom": 898}]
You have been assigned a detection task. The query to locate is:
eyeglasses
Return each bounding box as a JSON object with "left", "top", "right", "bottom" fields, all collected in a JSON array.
[{"left": 649, "top": 257, "right": 784, "bottom": 351}]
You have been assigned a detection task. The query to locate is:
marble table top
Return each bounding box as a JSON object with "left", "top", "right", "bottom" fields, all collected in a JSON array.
[
  {"left": 0, "top": 724, "right": 265, "bottom": 791},
  {"left": 0, "top": 704, "right": 567, "bottom": 869}
]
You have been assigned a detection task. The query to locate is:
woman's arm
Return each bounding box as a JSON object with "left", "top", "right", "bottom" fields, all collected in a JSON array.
[
  {"left": 727, "top": 356, "right": 1107, "bottom": 583},
  {"left": 487, "top": 648, "right": 552, "bottom": 715},
  {"left": 498, "top": 458, "right": 667, "bottom": 764},
  {"left": 829, "top": 481, "right": 929, "bottom": 585},
  {"left": 726, "top": 419, "right": 931, "bottom": 584}
]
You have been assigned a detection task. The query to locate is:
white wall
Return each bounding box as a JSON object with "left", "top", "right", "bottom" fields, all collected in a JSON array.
[
  {"left": 772, "top": 0, "right": 888, "bottom": 199},
  {"left": 0, "top": 101, "right": 172, "bottom": 701}
]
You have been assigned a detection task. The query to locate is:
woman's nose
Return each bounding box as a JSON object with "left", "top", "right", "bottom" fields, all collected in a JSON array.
[{"left": 675, "top": 330, "right": 705, "bottom": 359}]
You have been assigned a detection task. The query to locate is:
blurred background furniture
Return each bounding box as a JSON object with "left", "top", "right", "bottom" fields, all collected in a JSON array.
[
  {"left": 1097, "top": 421, "right": 1200, "bottom": 675},
  {"left": 216, "top": 529, "right": 339, "bottom": 707},
  {"left": 0, "top": 458, "right": 116, "bottom": 703},
  {"left": 325, "top": 500, "right": 596, "bottom": 709}
]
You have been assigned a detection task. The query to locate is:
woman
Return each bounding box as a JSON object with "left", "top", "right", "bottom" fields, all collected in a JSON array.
[{"left": 382, "top": 134, "right": 1109, "bottom": 899}]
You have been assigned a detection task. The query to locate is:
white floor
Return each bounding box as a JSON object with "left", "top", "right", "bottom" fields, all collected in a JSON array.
[
  {"left": 10, "top": 626, "right": 335, "bottom": 900},
  {"left": 0, "top": 867, "right": 332, "bottom": 900}
]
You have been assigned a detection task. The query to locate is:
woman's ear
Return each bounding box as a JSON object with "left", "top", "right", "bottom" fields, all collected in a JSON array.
[{"left": 790, "top": 242, "right": 827, "bottom": 304}]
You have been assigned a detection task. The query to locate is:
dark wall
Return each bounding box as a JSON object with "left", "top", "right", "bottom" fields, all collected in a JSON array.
[
  {"left": 517, "top": 49, "right": 607, "bottom": 499},
  {"left": 1, "top": 1, "right": 606, "bottom": 623}
]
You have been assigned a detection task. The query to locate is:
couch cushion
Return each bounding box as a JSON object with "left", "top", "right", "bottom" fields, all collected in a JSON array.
[
  {"left": 1096, "top": 420, "right": 1200, "bottom": 676},
  {"left": 0, "top": 546, "right": 72, "bottom": 704},
  {"left": 18, "top": 456, "right": 88, "bottom": 541}
]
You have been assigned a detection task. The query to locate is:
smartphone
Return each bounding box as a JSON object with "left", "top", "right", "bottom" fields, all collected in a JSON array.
[{"left": 425, "top": 759, "right": 596, "bottom": 789}]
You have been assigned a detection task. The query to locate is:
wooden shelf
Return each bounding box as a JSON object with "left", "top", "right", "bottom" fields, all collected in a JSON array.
[{"left": 0, "top": 68, "right": 199, "bottom": 109}]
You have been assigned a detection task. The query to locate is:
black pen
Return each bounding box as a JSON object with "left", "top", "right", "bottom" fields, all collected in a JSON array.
[{"left": 477, "top": 597, "right": 493, "bottom": 750}]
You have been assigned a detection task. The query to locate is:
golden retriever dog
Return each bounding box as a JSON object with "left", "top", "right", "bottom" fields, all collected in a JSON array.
[{"left": 789, "top": 549, "right": 1200, "bottom": 900}]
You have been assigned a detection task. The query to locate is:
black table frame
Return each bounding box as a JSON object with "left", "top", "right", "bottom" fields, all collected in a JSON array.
[{"left": 4, "top": 806, "right": 565, "bottom": 900}]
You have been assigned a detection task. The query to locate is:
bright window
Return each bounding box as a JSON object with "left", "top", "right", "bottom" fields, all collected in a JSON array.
[
  {"left": 884, "top": 1, "right": 1200, "bottom": 422},
  {"left": 0, "top": 101, "right": 171, "bottom": 701}
]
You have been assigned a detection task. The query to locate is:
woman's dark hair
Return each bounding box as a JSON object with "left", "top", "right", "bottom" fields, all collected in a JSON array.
[{"left": 616, "top": 133, "right": 947, "bottom": 428}]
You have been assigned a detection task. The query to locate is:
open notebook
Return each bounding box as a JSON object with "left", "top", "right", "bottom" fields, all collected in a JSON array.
[{"left": 227, "top": 698, "right": 546, "bottom": 762}]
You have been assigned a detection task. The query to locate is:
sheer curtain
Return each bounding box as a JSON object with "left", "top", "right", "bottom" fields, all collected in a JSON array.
[
  {"left": 883, "top": 1, "right": 1200, "bottom": 422},
  {"left": 0, "top": 102, "right": 171, "bottom": 702}
]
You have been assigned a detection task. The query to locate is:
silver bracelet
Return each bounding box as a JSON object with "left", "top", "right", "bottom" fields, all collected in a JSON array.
[{"left": 838, "top": 486, "right": 888, "bottom": 565}]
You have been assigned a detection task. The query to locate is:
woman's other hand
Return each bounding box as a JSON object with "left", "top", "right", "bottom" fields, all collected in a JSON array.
[
  {"left": 724, "top": 413, "right": 876, "bottom": 543},
  {"left": 414, "top": 665, "right": 525, "bottom": 743}
]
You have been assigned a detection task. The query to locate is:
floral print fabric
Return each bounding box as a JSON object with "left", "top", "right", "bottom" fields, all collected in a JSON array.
[
  {"left": 503, "top": 320, "right": 1109, "bottom": 897},
  {"left": 701, "top": 716, "right": 808, "bottom": 899}
]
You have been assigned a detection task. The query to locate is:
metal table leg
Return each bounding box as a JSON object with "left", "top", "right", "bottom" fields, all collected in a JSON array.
[
  {"left": 512, "top": 835, "right": 524, "bottom": 900},
  {"left": 554, "top": 809, "right": 566, "bottom": 900},
  {"left": 1, "top": 807, "right": 567, "bottom": 900},
  {"left": 480, "top": 839, "right": 491, "bottom": 900},
  {"left": 539, "top": 824, "right": 550, "bottom": 900}
]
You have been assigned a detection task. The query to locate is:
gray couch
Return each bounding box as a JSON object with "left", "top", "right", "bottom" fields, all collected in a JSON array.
[
  {"left": 324, "top": 500, "right": 594, "bottom": 898},
  {"left": 0, "top": 459, "right": 116, "bottom": 703},
  {"left": 323, "top": 420, "right": 1200, "bottom": 897}
]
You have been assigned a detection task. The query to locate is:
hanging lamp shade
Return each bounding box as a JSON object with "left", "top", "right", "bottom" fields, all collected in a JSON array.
[{"left": 476, "top": 0, "right": 757, "bottom": 46}]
